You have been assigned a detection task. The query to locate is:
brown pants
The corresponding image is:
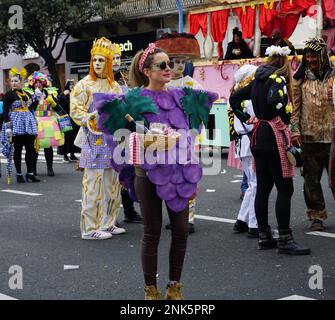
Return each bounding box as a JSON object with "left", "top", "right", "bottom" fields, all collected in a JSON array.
[
  {"left": 135, "top": 173, "right": 189, "bottom": 287},
  {"left": 302, "top": 143, "right": 335, "bottom": 220}
]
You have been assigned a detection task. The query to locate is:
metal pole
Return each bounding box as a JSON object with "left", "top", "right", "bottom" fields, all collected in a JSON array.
[
  {"left": 177, "top": 0, "right": 183, "bottom": 32},
  {"left": 253, "top": 5, "right": 261, "bottom": 57},
  {"left": 316, "top": 0, "right": 323, "bottom": 38}
]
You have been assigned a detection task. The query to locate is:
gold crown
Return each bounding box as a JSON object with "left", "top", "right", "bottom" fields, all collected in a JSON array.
[
  {"left": 91, "top": 37, "right": 115, "bottom": 59},
  {"left": 111, "top": 43, "right": 122, "bottom": 58}
]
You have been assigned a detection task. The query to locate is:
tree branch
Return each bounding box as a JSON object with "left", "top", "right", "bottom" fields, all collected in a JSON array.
[{"left": 55, "top": 34, "right": 70, "bottom": 61}]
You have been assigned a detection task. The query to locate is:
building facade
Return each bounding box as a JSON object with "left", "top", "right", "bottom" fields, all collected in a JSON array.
[{"left": 0, "top": 0, "right": 319, "bottom": 92}]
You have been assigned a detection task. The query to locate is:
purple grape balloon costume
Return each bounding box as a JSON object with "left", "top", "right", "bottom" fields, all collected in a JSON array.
[{"left": 95, "top": 87, "right": 218, "bottom": 213}]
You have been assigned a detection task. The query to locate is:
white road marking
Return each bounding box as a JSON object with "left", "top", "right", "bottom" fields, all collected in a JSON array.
[
  {"left": 195, "top": 214, "right": 236, "bottom": 224},
  {"left": 278, "top": 295, "right": 316, "bottom": 300},
  {"left": 1, "top": 190, "right": 42, "bottom": 196},
  {"left": 0, "top": 293, "right": 17, "bottom": 300},
  {"left": 307, "top": 231, "right": 335, "bottom": 239},
  {"left": 230, "top": 180, "right": 242, "bottom": 183},
  {"left": 234, "top": 175, "right": 244, "bottom": 178},
  {"left": 75, "top": 200, "right": 82, "bottom": 203},
  {"left": 64, "top": 265, "right": 80, "bottom": 270},
  {"left": 206, "top": 189, "right": 216, "bottom": 193}
]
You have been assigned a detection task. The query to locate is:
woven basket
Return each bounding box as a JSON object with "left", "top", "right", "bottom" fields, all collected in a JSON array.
[{"left": 138, "top": 132, "right": 180, "bottom": 151}]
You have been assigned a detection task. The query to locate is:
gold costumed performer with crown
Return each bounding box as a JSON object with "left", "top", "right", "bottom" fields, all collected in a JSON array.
[{"left": 70, "top": 37, "right": 126, "bottom": 240}]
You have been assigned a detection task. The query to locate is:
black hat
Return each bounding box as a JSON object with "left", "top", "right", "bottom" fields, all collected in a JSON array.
[{"left": 233, "top": 27, "right": 242, "bottom": 38}]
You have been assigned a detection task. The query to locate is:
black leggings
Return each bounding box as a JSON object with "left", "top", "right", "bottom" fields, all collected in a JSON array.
[
  {"left": 34, "top": 147, "right": 53, "bottom": 171},
  {"left": 135, "top": 174, "right": 189, "bottom": 287},
  {"left": 12, "top": 135, "right": 35, "bottom": 174},
  {"left": 254, "top": 148, "right": 294, "bottom": 232}
]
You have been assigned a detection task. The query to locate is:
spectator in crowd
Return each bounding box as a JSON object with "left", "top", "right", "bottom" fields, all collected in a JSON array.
[
  {"left": 271, "top": 29, "right": 296, "bottom": 54},
  {"left": 58, "top": 79, "right": 80, "bottom": 162},
  {"left": 0, "top": 93, "right": 4, "bottom": 131},
  {"left": 225, "top": 28, "right": 254, "bottom": 60},
  {"left": 322, "top": 17, "right": 335, "bottom": 55}
]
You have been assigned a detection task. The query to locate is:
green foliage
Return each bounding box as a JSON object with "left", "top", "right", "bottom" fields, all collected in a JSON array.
[
  {"left": 181, "top": 87, "right": 210, "bottom": 129},
  {"left": 103, "top": 88, "right": 158, "bottom": 135}
]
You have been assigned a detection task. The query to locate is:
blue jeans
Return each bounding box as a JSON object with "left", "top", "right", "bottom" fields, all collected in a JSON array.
[{"left": 240, "top": 172, "right": 248, "bottom": 193}]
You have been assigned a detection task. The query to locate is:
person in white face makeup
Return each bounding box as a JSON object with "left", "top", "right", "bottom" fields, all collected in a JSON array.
[
  {"left": 156, "top": 33, "right": 204, "bottom": 234},
  {"left": 70, "top": 37, "right": 125, "bottom": 240}
]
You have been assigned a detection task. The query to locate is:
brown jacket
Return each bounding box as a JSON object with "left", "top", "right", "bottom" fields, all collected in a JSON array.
[{"left": 291, "top": 69, "right": 335, "bottom": 143}]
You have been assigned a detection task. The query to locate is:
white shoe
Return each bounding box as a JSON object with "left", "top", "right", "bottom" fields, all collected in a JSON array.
[
  {"left": 104, "top": 226, "right": 126, "bottom": 235},
  {"left": 81, "top": 231, "right": 113, "bottom": 240}
]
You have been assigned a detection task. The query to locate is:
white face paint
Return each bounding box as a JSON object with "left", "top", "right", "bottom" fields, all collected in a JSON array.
[
  {"left": 171, "top": 56, "right": 188, "bottom": 79},
  {"left": 113, "top": 54, "right": 121, "bottom": 73},
  {"left": 93, "top": 55, "right": 106, "bottom": 76},
  {"left": 10, "top": 76, "right": 22, "bottom": 90}
]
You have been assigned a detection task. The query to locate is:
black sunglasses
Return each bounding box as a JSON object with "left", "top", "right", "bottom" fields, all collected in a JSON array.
[{"left": 151, "top": 61, "right": 174, "bottom": 71}]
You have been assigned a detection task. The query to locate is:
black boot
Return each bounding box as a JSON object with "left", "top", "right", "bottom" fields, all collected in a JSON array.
[
  {"left": 277, "top": 229, "right": 311, "bottom": 255},
  {"left": 47, "top": 167, "right": 55, "bottom": 176},
  {"left": 122, "top": 188, "right": 142, "bottom": 223},
  {"left": 26, "top": 173, "right": 40, "bottom": 182},
  {"left": 16, "top": 174, "right": 26, "bottom": 183},
  {"left": 233, "top": 220, "right": 248, "bottom": 233},
  {"left": 258, "top": 226, "right": 277, "bottom": 250}
]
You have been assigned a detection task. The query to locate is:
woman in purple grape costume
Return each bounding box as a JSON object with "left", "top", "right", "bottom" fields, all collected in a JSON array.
[{"left": 95, "top": 43, "right": 217, "bottom": 300}]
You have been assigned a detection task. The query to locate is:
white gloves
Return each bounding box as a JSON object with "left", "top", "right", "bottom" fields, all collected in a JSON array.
[
  {"left": 34, "top": 88, "right": 42, "bottom": 98},
  {"left": 5, "top": 128, "right": 12, "bottom": 135}
]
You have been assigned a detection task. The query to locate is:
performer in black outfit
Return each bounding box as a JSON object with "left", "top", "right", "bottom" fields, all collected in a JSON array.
[
  {"left": 58, "top": 80, "right": 80, "bottom": 162},
  {"left": 229, "top": 46, "right": 310, "bottom": 255}
]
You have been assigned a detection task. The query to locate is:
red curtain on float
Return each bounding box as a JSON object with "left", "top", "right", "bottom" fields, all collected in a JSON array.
[
  {"left": 187, "top": 12, "right": 208, "bottom": 37},
  {"left": 323, "top": 0, "right": 335, "bottom": 20},
  {"left": 210, "top": 10, "right": 229, "bottom": 59},
  {"left": 233, "top": 6, "right": 256, "bottom": 39},
  {"left": 260, "top": 0, "right": 317, "bottom": 38}
]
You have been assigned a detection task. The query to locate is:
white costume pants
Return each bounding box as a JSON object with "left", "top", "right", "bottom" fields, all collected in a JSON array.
[
  {"left": 237, "top": 156, "right": 257, "bottom": 228},
  {"left": 81, "top": 168, "right": 121, "bottom": 235}
]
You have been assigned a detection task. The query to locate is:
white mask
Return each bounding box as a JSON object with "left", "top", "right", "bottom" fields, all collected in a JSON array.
[
  {"left": 93, "top": 54, "right": 106, "bottom": 76},
  {"left": 171, "top": 56, "right": 188, "bottom": 79},
  {"left": 113, "top": 54, "right": 121, "bottom": 73}
]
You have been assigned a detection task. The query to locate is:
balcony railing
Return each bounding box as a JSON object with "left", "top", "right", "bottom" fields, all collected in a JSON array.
[{"left": 105, "top": 0, "right": 206, "bottom": 19}]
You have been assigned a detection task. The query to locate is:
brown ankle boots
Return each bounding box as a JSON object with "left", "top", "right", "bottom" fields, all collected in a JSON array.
[
  {"left": 144, "top": 285, "right": 162, "bottom": 300},
  {"left": 166, "top": 283, "right": 184, "bottom": 300}
]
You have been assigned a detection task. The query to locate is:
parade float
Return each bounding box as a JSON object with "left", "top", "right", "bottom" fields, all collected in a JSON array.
[{"left": 186, "top": 0, "right": 335, "bottom": 149}]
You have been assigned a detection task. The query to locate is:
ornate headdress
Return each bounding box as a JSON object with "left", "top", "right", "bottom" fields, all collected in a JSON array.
[
  {"left": 155, "top": 32, "right": 200, "bottom": 59},
  {"left": 9, "top": 67, "right": 27, "bottom": 79},
  {"left": 89, "top": 37, "right": 115, "bottom": 85},
  {"left": 139, "top": 43, "right": 157, "bottom": 72},
  {"left": 111, "top": 43, "right": 122, "bottom": 58},
  {"left": 234, "top": 64, "right": 257, "bottom": 90},
  {"left": 31, "top": 71, "right": 48, "bottom": 87},
  {"left": 91, "top": 37, "right": 115, "bottom": 60},
  {"left": 299, "top": 37, "right": 331, "bottom": 80}
]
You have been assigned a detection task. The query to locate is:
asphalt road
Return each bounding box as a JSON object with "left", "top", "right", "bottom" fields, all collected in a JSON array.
[{"left": 0, "top": 150, "right": 335, "bottom": 300}]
